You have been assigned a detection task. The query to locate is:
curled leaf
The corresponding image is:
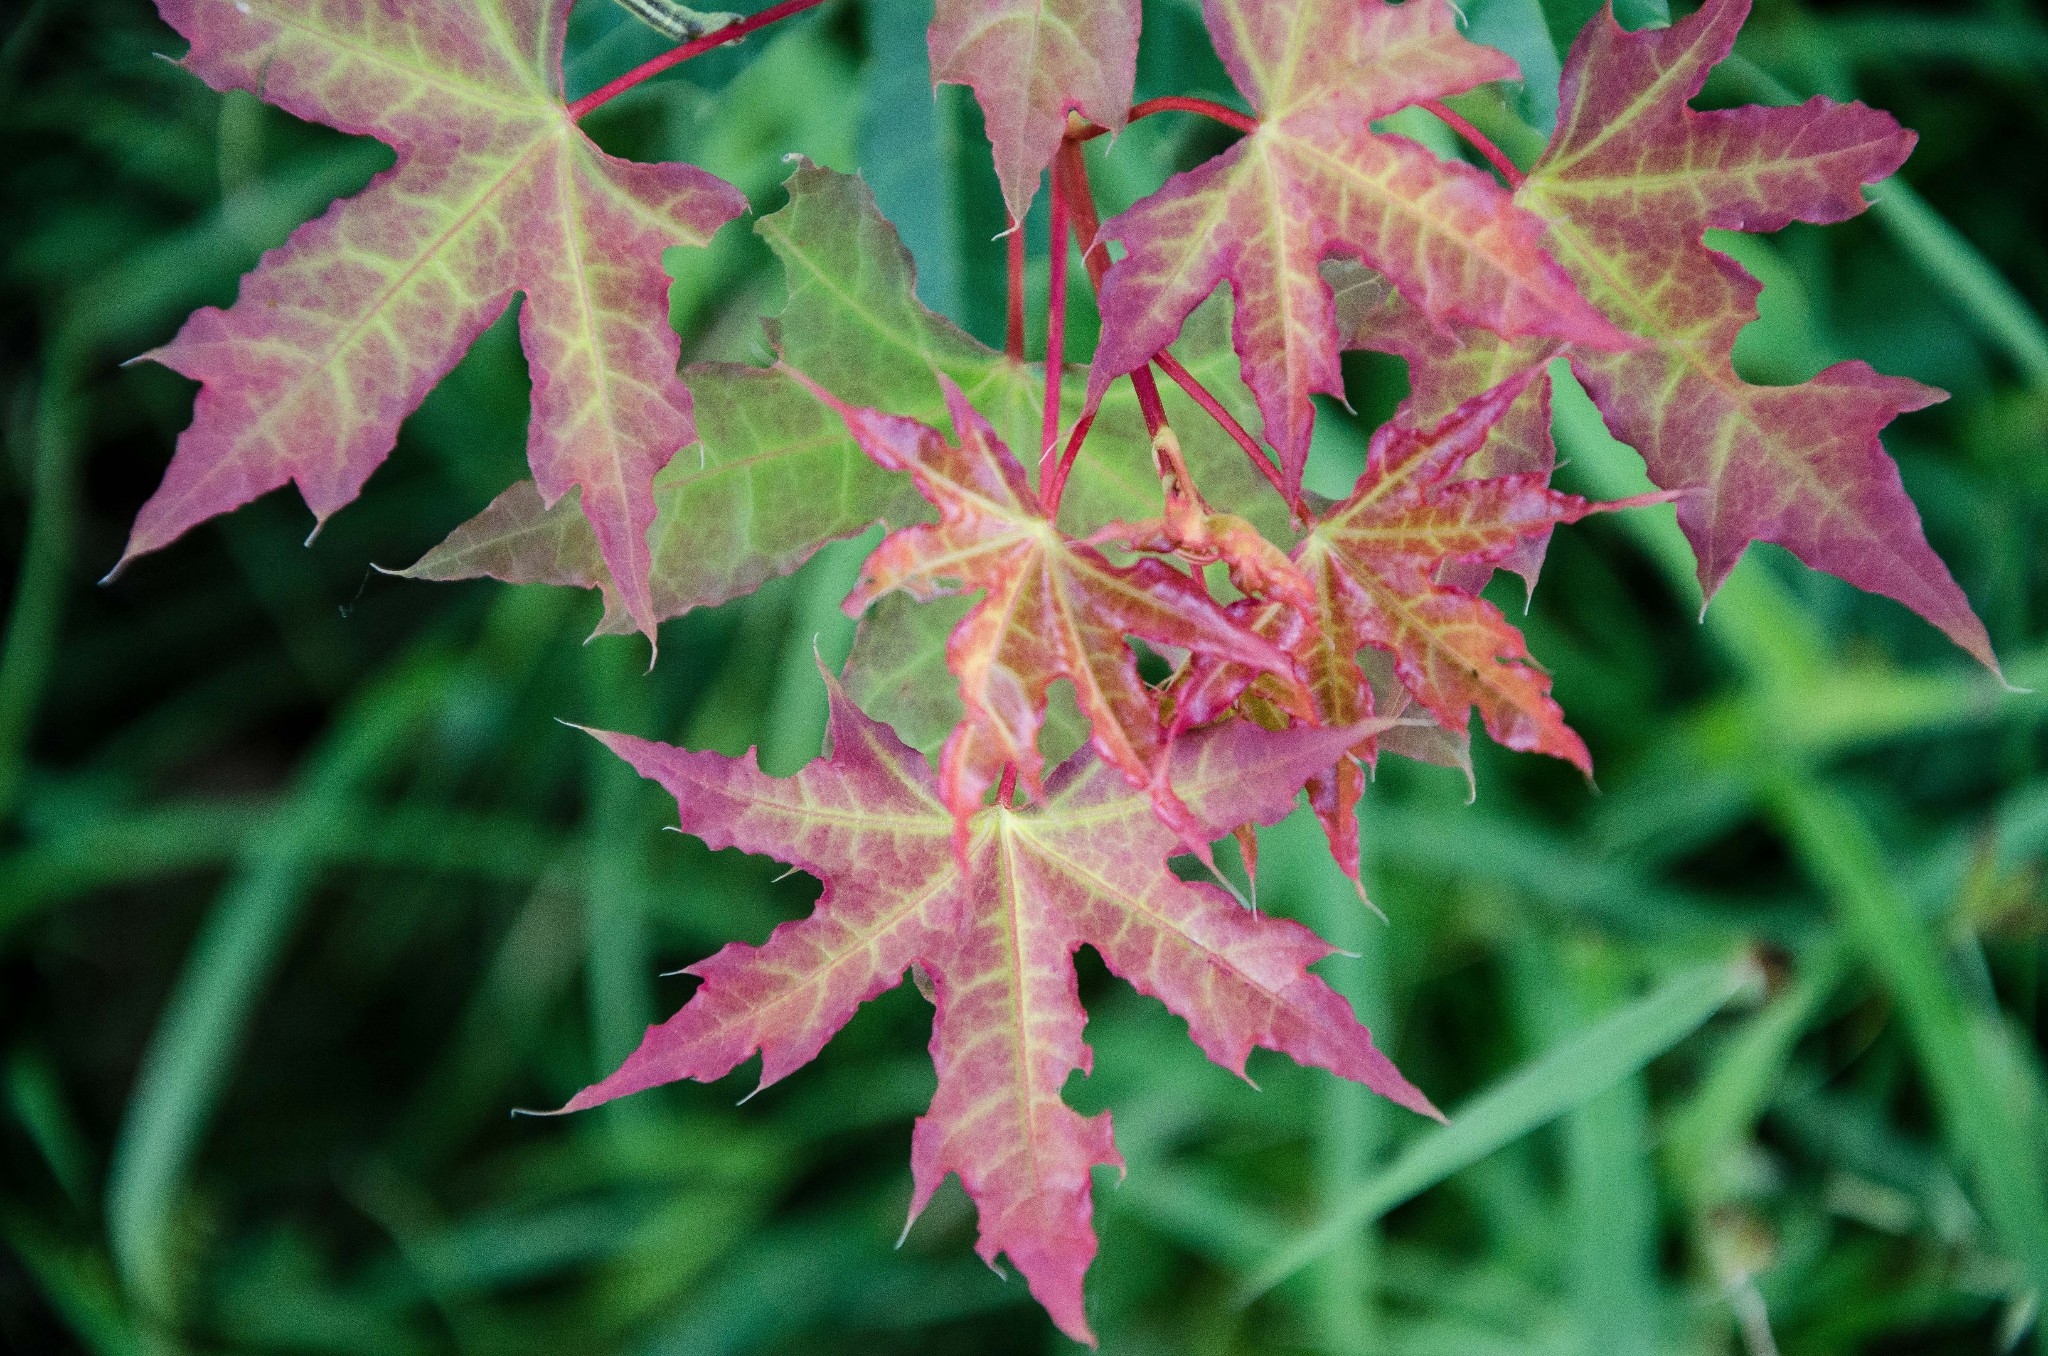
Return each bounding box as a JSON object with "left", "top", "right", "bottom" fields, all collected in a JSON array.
[{"left": 806, "top": 372, "right": 1306, "bottom": 860}]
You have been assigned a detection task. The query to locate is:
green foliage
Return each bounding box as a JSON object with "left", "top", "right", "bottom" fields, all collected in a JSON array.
[{"left": 3, "top": 0, "right": 2046, "bottom": 1352}]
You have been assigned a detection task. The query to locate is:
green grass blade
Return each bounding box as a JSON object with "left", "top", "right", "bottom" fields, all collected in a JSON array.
[
  {"left": 1236, "top": 957, "right": 1760, "bottom": 1304},
  {"left": 5, "top": 1049, "right": 93, "bottom": 1208},
  {"left": 1667, "top": 944, "right": 1846, "bottom": 1213},
  {"left": 1266, "top": 806, "right": 1394, "bottom": 1350},
  {"left": 1743, "top": 13, "right": 2048, "bottom": 79},
  {"left": 0, "top": 1211, "right": 141, "bottom": 1356},
  {"left": 1868, "top": 176, "right": 2048, "bottom": 391},
  {"left": 582, "top": 640, "right": 659, "bottom": 1079},
  {"left": 0, "top": 333, "right": 82, "bottom": 821},
  {"left": 1768, "top": 775, "right": 2048, "bottom": 1315},
  {"left": 1541, "top": 944, "right": 1662, "bottom": 1355},
  {"left": 0, "top": 801, "right": 567, "bottom": 947},
  {"left": 103, "top": 656, "right": 452, "bottom": 1316}
]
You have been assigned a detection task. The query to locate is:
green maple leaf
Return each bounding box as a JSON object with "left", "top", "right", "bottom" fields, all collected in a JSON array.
[{"left": 405, "top": 162, "right": 1285, "bottom": 637}]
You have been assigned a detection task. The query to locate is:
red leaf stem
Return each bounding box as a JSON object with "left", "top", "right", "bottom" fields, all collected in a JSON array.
[
  {"left": 1419, "top": 99, "right": 1524, "bottom": 188},
  {"left": 1069, "top": 96, "right": 1259, "bottom": 144},
  {"left": 1052, "top": 131, "right": 1272, "bottom": 507},
  {"left": 1153, "top": 351, "right": 1290, "bottom": 502},
  {"left": 1041, "top": 409, "right": 1096, "bottom": 514},
  {"left": 1054, "top": 140, "right": 1161, "bottom": 437},
  {"left": 996, "top": 762, "right": 1018, "bottom": 807},
  {"left": 1129, "top": 366, "right": 1168, "bottom": 436},
  {"left": 568, "top": 0, "right": 833, "bottom": 120},
  {"left": 1039, "top": 138, "right": 1123, "bottom": 514},
  {"left": 1063, "top": 130, "right": 1285, "bottom": 506},
  {"left": 1006, "top": 215, "right": 1027, "bottom": 362},
  {"left": 1041, "top": 168, "right": 1071, "bottom": 473},
  {"left": 1056, "top": 141, "right": 1110, "bottom": 290},
  {"left": 1128, "top": 95, "right": 1259, "bottom": 136}
]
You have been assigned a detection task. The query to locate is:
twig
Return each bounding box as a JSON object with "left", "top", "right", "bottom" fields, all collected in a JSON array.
[{"left": 567, "top": 0, "right": 831, "bottom": 120}]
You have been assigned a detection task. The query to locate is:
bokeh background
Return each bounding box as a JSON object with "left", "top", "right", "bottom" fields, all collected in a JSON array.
[{"left": 4, "top": 0, "right": 2046, "bottom": 1351}]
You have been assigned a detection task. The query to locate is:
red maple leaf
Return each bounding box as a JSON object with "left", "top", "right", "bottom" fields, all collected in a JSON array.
[
  {"left": 1328, "top": 260, "right": 1562, "bottom": 595},
  {"left": 799, "top": 372, "right": 1307, "bottom": 861},
  {"left": 1086, "top": 0, "right": 1628, "bottom": 501},
  {"left": 562, "top": 676, "right": 1435, "bottom": 1343},
  {"left": 1346, "top": 0, "right": 1996, "bottom": 669},
  {"left": 1169, "top": 376, "right": 1649, "bottom": 891},
  {"left": 930, "top": 0, "right": 1142, "bottom": 222},
  {"left": 117, "top": 0, "right": 747, "bottom": 639},
  {"left": 1303, "top": 376, "right": 1605, "bottom": 769}
]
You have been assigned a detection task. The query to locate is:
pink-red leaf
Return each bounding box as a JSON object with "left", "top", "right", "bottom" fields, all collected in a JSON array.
[
  {"left": 1167, "top": 377, "right": 1616, "bottom": 893},
  {"left": 1303, "top": 376, "right": 1598, "bottom": 770},
  {"left": 930, "top": 0, "right": 1141, "bottom": 222},
  {"left": 1329, "top": 260, "right": 1561, "bottom": 593},
  {"left": 1087, "top": 0, "right": 1627, "bottom": 500},
  {"left": 1517, "top": 0, "right": 1995, "bottom": 669},
  {"left": 570, "top": 680, "right": 1433, "bottom": 1342},
  {"left": 122, "top": 0, "right": 746, "bottom": 639},
  {"left": 813, "top": 374, "right": 1304, "bottom": 858}
]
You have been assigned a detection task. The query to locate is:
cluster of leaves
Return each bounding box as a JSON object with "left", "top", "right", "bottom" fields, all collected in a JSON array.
[{"left": 118, "top": 0, "right": 2000, "bottom": 1340}]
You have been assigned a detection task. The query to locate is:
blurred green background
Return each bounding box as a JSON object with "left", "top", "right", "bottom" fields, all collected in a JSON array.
[{"left": 3, "top": 0, "right": 2046, "bottom": 1351}]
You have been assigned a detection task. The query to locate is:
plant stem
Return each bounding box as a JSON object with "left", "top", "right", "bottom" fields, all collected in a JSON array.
[
  {"left": 996, "top": 763, "right": 1017, "bottom": 808},
  {"left": 1070, "top": 95, "right": 1262, "bottom": 145},
  {"left": 567, "top": 0, "right": 830, "bottom": 120},
  {"left": 1421, "top": 99, "right": 1524, "bottom": 189},
  {"left": 1006, "top": 215, "right": 1026, "bottom": 362},
  {"left": 1040, "top": 168, "right": 1070, "bottom": 478},
  {"left": 1045, "top": 138, "right": 1167, "bottom": 504},
  {"left": 1040, "top": 409, "right": 1096, "bottom": 515},
  {"left": 1129, "top": 366, "right": 1168, "bottom": 436},
  {"left": 1128, "top": 95, "right": 1259, "bottom": 136},
  {"left": 1059, "top": 136, "right": 1288, "bottom": 505},
  {"left": 1039, "top": 139, "right": 1112, "bottom": 515},
  {"left": 1057, "top": 140, "right": 1110, "bottom": 290},
  {"left": 1153, "top": 351, "right": 1290, "bottom": 502}
]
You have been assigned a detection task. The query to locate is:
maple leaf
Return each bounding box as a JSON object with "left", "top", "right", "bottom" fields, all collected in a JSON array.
[
  {"left": 929, "top": 0, "right": 1141, "bottom": 222},
  {"left": 405, "top": 163, "right": 1287, "bottom": 632},
  {"left": 808, "top": 373, "right": 1306, "bottom": 858},
  {"left": 1086, "top": 0, "right": 1629, "bottom": 501},
  {"left": 1170, "top": 376, "right": 1619, "bottom": 891},
  {"left": 1301, "top": 374, "right": 1606, "bottom": 754},
  {"left": 1348, "top": 0, "right": 1992, "bottom": 668},
  {"left": 118, "top": 0, "right": 748, "bottom": 639},
  {"left": 563, "top": 676, "right": 1435, "bottom": 1343},
  {"left": 1328, "top": 259, "right": 1561, "bottom": 594},
  {"left": 838, "top": 293, "right": 1294, "bottom": 761}
]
